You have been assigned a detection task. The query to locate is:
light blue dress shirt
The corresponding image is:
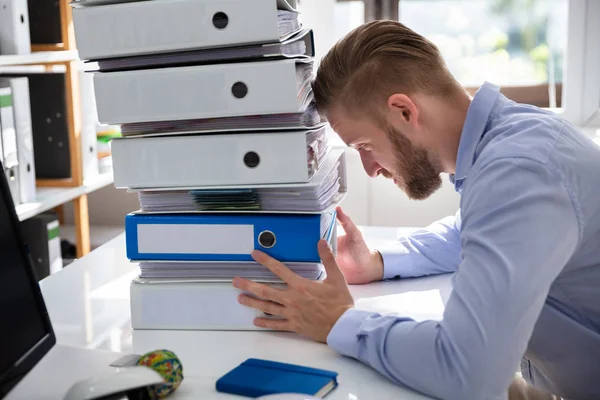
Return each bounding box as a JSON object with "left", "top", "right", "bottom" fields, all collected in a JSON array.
[{"left": 327, "top": 82, "right": 600, "bottom": 400}]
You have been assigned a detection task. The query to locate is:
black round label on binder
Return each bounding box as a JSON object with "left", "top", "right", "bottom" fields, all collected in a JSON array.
[
  {"left": 212, "top": 12, "right": 229, "bottom": 29},
  {"left": 232, "top": 82, "right": 248, "bottom": 99},
  {"left": 243, "top": 151, "right": 260, "bottom": 168},
  {"left": 258, "top": 231, "right": 276, "bottom": 248},
  {"left": 27, "top": 163, "right": 31, "bottom": 173}
]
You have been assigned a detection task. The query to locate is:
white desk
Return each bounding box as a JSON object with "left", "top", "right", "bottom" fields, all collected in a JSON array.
[{"left": 39, "top": 227, "right": 453, "bottom": 399}]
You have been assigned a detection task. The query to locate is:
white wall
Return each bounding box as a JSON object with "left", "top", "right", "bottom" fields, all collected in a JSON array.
[{"left": 341, "top": 148, "right": 460, "bottom": 227}]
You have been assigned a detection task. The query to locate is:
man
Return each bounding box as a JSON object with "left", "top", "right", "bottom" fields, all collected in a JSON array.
[{"left": 232, "top": 20, "right": 600, "bottom": 399}]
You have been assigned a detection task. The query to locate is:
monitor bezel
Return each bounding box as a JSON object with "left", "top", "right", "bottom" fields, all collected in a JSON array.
[{"left": 0, "top": 160, "right": 56, "bottom": 397}]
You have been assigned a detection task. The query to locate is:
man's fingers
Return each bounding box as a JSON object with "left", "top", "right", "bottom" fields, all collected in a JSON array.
[
  {"left": 238, "top": 294, "right": 287, "bottom": 318},
  {"left": 251, "top": 250, "right": 301, "bottom": 285},
  {"left": 232, "top": 277, "right": 287, "bottom": 305},
  {"left": 254, "top": 317, "right": 294, "bottom": 332},
  {"left": 318, "top": 239, "right": 346, "bottom": 284},
  {"left": 336, "top": 207, "right": 362, "bottom": 238}
]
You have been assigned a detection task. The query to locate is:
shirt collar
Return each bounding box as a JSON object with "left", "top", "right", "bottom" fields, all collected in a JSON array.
[{"left": 452, "top": 82, "right": 502, "bottom": 183}]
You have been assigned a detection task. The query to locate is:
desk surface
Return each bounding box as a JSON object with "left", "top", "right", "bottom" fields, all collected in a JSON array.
[{"left": 39, "top": 227, "right": 453, "bottom": 399}]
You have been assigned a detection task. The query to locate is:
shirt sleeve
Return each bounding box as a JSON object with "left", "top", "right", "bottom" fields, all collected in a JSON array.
[
  {"left": 327, "top": 158, "right": 580, "bottom": 400},
  {"left": 377, "top": 210, "right": 462, "bottom": 279}
]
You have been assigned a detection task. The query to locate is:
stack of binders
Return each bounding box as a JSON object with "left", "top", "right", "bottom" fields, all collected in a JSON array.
[{"left": 72, "top": 0, "right": 347, "bottom": 331}]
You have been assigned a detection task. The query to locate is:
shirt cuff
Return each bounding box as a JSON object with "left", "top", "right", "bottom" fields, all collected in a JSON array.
[
  {"left": 376, "top": 242, "right": 418, "bottom": 280},
  {"left": 326, "top": 308, "right": 377, "bottom": 359}
]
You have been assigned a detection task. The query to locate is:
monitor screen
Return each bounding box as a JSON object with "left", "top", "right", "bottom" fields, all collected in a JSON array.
[{"left": 0, "top": 165, "right": 54, "bottom": 395}]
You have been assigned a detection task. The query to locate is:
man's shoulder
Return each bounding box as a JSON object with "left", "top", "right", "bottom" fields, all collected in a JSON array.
[{"left": 478, "top": 105, "right": 569, "bottom": 167}]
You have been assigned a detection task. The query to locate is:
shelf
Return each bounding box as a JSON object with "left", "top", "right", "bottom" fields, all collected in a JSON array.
[
  {"left": 0, "top": 50, "right": 79, "bottom": 66},
  {"left": 16, "top": 171, "right": 114, "bottom": 222}
]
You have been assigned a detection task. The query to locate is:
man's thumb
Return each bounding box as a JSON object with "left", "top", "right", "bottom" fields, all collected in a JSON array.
[{"left": 318, "top": 239, "right": 345, "bottom": 284}]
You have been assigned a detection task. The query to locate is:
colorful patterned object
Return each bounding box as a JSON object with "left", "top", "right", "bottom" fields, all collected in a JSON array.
[{"left": 136, "top": 349, "right": 184, "bottom": 398}]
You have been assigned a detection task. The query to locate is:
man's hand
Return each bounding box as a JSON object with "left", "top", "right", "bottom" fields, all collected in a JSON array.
[
  {"left": 336, "top": 207, "right": 384, "bottom": 284},
  {"left": 232, "top": 239, "right": 354, "bottom": 343}
]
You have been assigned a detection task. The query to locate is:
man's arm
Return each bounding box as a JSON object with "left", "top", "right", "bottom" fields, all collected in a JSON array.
[
  {"left": 377, "top": 209, "right": 462, "bottom": 279},
  {"left": 327, "top": 158, "right": 580, "bottom": 399}
]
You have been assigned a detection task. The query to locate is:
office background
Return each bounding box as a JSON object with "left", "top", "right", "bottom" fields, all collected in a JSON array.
[
  {"left": 5, "top": 0, "right": 600, "bottom": 270},
  {"left": 64, "top": 0, "right": 594, "bottom": 228}
]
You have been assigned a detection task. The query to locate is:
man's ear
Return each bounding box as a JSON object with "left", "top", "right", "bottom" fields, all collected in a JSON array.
[{"left": 387, "top": 93, "right": 419, "bottom": 128}]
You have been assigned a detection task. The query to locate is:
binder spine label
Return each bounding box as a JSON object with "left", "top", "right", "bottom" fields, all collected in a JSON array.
[{"left": 137, "top": 223, "right": 255, "bottom": 255}]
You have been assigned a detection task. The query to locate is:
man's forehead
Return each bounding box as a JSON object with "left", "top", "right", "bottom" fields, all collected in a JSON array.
[{"left": 327, "top": 108, "right": 354, "bottom": 132}]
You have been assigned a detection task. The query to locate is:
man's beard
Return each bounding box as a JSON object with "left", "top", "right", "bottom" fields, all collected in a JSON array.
[{"left": 382, "top": 125, "right": 442, "bottom": 200}]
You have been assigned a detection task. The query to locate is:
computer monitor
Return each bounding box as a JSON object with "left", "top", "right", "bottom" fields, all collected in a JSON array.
[{"left": 0, "top": 161, "right": 56, "bottom": 398}]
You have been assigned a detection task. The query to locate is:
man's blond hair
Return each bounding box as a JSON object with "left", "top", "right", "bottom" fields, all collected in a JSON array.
[{"left": 312, "top": 20, "right": 461, "bottom": 120}]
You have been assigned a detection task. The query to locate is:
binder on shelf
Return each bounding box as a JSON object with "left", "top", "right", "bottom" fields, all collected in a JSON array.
[
  {"left": 91, "top": 29, "right": 315, "bottom": 73},
  {"left": 0, "top": 84, "right": 20, "bottom": 205},
  {"left": 79, "top": 65, "right": 100, "bottom": 180},
  {"left": 27, "top": 0, "right": 61, "bottom": 46},
  {"left": 124, "top": 209, "right": 337, "bottom": 263},
  {"left": 111, "top": 127, "right": 329, "bottom": 189},
  {"left": 0, "top": 70, "right": 71, "bottom": 179},
  {"left": 19, "top": 211, "right": 63, "bottom": 280},
  {"left": 133, "top": 149, "right": 347, "bottom": 213},
  {"left": 0, "top": 0, "right": 31, "bottom": 55},
  {"left": 72, "top": 0, "right": 300, "bottom": 60},
  {"left": 93, "top": 59, "right": 313, "bottom": 125},
  {"left": 0, "top": 77, "right": 35, "bottom": 203},
  {"left": 130, "top": 279, "right": 288, "bottom": 331}
]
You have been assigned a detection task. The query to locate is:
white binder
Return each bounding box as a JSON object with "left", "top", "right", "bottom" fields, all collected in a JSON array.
[
  {"left": 0, "top": 77, "right": 35, "bottom": 203},
  {"left": 130, "top": 278, "right": 287, "bottom": 330},
  {"left": 72, "top": 0, "right": 299, "bottom": 60},
  {"left": 111, "top": 127, "right": 329, "bottom": 189},
  {"left": 93, "top": 59, "right": 313, "bottom": 124},
  {"left": 0, "top": 84, "right": 20, "bottom": 205},
  {"left": 79, "top": 66, "right": 100, "bottom": 180},
  {"left": 133, "top": 149, "right": 347, "bottom": 213},
  {"left": 0, "top": 0, "right": 31, "bottom": 55}
]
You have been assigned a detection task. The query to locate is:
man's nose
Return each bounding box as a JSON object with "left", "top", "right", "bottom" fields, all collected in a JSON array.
[{"left": 359, "top": 150, "right": 382, "bottom": 178}]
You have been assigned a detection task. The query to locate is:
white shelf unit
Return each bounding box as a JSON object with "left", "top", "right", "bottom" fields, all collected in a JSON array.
[
  {"left": 0, "top": 51, "right": 79, "bottom": 67},
  {"left": 16, "top": 172, "right": 114, "bottom": 222}
]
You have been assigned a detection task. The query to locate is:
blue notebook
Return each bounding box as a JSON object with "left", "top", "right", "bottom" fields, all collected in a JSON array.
[{"left": 216, "top": 358, "right": 338, "bottom": 398}]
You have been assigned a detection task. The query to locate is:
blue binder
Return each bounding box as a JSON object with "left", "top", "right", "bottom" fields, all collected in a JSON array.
[{"left": 125, "top": 210, "right": 336, "bottom": 263}]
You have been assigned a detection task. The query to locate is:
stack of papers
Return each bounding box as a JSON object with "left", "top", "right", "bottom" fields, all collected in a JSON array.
[
  {"left": 278, "top": 10, "right": 301, "bottom": 39},
  {"left": 190, "top": 190, "right": 260, "bottom": 211},
  {"left": 306, "top": 127, "right": 328, "bottom": 176},
  {"left": 70, "top": 0, "right": 340, "bottom": 332},
  {"left": 121, "top": 103, "right": 322, "bottom": 137},
  {"left": 296, "top": 62, "right": 314, "bottom": 110},
  {"left": 136, "top": 150, "right": 344, "bottom": 213},
  {"left": 138, "top": 261, "right": 325, "bottom": 281},
  {"left": 260, "top": 164, "right": 340, "bottom": 211}
]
